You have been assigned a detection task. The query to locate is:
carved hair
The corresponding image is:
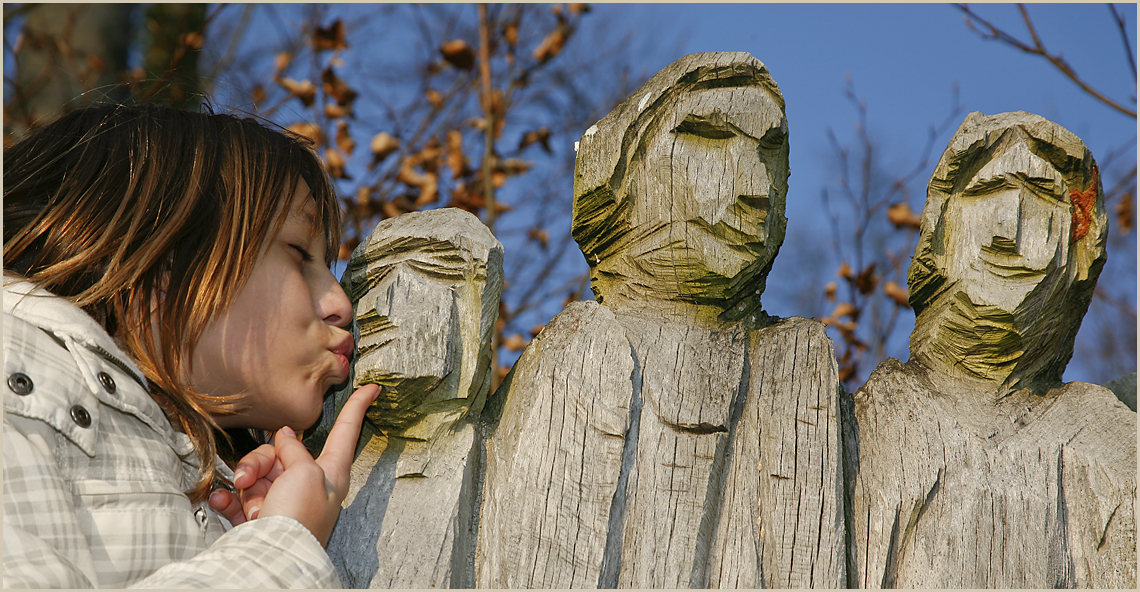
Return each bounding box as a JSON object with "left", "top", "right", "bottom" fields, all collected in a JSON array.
[
  {"left": 571, "top": 52, "right": 786, "bottom": 265},
  {"left": 3, "top": 102, "right": 339, "bottom": 503},
  {"left": 908, "top": 111, "right": 1107, "bottom": 315}
]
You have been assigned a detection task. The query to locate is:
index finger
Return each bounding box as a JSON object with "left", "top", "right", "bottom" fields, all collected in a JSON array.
[{"left": 314, "top": 383, "right": 380, "bottom": 486}]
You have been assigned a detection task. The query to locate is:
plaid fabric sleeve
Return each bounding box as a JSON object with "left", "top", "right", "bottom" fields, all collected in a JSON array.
[{"left": 131, "top": 516, "right": 342, "bottom": 589}]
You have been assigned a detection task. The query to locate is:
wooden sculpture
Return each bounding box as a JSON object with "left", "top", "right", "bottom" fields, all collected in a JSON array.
[
  {"left": 306, "top": 208, "right": 503, "bottom": 588},
  {"left": 847, "top": 111, "right": 1136, "bottom": 588},
  {"left": 474, "top": 52, "right": 848, "bottom": 588}
]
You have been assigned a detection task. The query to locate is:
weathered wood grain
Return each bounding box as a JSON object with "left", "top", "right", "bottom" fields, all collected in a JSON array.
[
  {"left": 850, "top": 112, "right": 1136, "bottom": 589},
  {"left": 472, "top": 52, "right": 847, "bottom": 589},
  {"left": 475, "top": 300, "right": 635, "bottom": 588},
  {"left": 708, "top": 317, "right": 846, "bottom": 589},
  {"left": 613, "top": 315, "right": 748, "bottom": 588},
  {"left": 305, "top": 207, "right": 502, "bottom": 588},
  {"left": 477, "top": 310, "right": 848, "bottom": 589},
  {"left": 850, "top": 361, "right": 1135, "bottom": 588}
]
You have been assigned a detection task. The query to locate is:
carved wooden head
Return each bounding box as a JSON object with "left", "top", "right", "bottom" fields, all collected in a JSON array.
[
  {"left": 340, "top": 208, "right": 503, "bottom": 434},
  {"left": 572, "top": 52, "right": 788, "bottom": 322},
  {"left": 907, "top": 111, "right": 1106, "bottom": 388}
]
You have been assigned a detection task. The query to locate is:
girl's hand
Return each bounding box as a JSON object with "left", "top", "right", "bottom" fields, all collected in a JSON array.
[{"left": 208, "top": 383, "right": 380, "bottom": 545}]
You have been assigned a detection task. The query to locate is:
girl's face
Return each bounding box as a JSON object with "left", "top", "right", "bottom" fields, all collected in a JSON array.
[{"left": 190, "top": 181, "right": 353, "bottom": 431}]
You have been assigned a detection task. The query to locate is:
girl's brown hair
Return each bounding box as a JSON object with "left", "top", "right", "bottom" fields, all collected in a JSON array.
[{"left": 3, "top": 102, "right": 341, "bottom": 503}]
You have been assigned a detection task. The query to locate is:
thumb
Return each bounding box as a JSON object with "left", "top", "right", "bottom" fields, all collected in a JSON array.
[{"left": 272, "top": 426, "right": 317, "bottom": 471}]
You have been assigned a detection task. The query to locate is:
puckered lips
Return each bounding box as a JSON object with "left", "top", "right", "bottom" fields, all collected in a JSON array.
[{"left": 329, "top": 333, "right": 354, "bottom": 383}]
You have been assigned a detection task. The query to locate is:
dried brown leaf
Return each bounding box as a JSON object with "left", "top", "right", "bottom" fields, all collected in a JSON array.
[
  {"left": 518, "top": 127, "right": 552, "bottom": 153},
  {"left": 321, "top": 67, "right": 358, "bottom": 106},
  {"left": 446, "top": 129, "right": 468, "bottom": 179},
  {"left": 837, "top": 261, "right": 853, "bottom": 280},
  {"left": 335, "top": 120, "right": 355, "bottom": 156},
  {"left": 568, "top": 3, "right": 590, "bottom": 15},
  {"left": 503, "top": 334, "right": 528, "bottom": 352},
  {"left": 417, "top": 138, "right": 443, "bottom": 171},
  {"left": 426, "top": 89, "right": 444, "bottom": 111},
  {"left": 279, "top": 77, "right": 317, "bottom": 107},
  {"left": 355, "top": 185, "right": 371, "bottom": 206},
  {"left": 251, "top": 84, "right": 266, "bottom": 107},
  {"left": 440, "top": 39, "right": 476, "bottom": 70},
  {"left": 829, "top": 302, "right": 856, "bottom": 320},
  {"left": 180, "top": 32, "right": 204, "bottom": 50},
  {"left": 884, "top": 281, "right": 910, "bottom": 308},
  {"left": 854, "top": 263, "right": 878, "bottom": 295},
  {"left": 1116, "top": 191, "right": 1133, "bottom": 235},
  {"left": 313, "top": 19, "right": 348, "bottom": 52},
  {"left": 369, "top": 132, "right": 400, "bottom": 167},
  {"left": 496, "top": 158, "right": 532, "bottom": 176},
  {"left": 325, "top": 148, "right": 350, "bottom": 179},
  {"left": 274, "top": 51, "right": 292, "bottom": 73},
  {"left": 533, "top": 28, "right": 566, "bottom": 64},
  {"left": 287, "top": 122, "right": 323, "bottom": 145},
  {"left": 324, "top": 103, "right": 350, "bottom": 119},
  {"left": 887, "top": 202, "right": 922, "bottom": 230},
  {"left": 503, "top": 21, "right": 519, "bottom": 47},
  {"left": 337, "top": 237, "right": 360, "bottom": 261},
  {"left": 824, "top": 281, "right": 837, "bottom": 302},
  {"left": 528, "top": 227, "right": 549, "bottom": 249}
]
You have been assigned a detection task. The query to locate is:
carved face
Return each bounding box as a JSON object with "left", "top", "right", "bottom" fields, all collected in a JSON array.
[
  {"left": 940, "top": 144, "right": 1072, "bottom": 313},
  {"left": 626, "top": 85, "right": 788, "bottom": 290}
]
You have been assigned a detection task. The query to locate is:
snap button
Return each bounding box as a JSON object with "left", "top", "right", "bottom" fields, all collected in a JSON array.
[
  {"left": 194, "top": 507, "right": 208, "bottom": 529},
  {"left": 70, "top": 404, "right": 92, "bottom": 428},
  {"left": 7, "top": 373, "right": 33, "bottom": 395},
  {"left": 96, "top": 371, "right": 116, "bottom": 393}
]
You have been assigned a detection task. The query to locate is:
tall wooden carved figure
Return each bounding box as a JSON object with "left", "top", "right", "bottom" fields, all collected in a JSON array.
[
  {"left": 306, "top": 208, "right": 503, "bottom": 588},
  {"left": 476, "top": 52, "right": 847, "bottom": 588},
  {"left": 848, "top": 111, "right": 1136, "bottom": 588}
]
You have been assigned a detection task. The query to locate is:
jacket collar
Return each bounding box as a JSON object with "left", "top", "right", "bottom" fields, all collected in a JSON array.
[{"left": 2, "top": 276, "right": 192, "bottom": 454}]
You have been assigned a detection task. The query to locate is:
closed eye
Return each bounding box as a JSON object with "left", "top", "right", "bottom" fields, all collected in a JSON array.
[
  {"left": 290, "top": 244, "right": 315, "bottom": 262},
  {"left": 673, "top": 113, "right": 737, "bottom": 140}
]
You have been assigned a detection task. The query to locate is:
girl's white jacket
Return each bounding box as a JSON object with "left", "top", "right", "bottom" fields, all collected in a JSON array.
[{"left": 3, "top": 278, "right": 341, "bottom": 588}]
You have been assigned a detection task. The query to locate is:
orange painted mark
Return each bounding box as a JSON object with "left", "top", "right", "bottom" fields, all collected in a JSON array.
[{"left": 1070, "top": 163, "right": 1098, "bottom": 242}]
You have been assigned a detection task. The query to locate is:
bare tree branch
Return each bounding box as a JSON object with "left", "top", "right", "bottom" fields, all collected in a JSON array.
[
  {"left": 956, "top": 3, "right": 1137, "bottom": 118},
  {"left": 1108, "top": 3, "right": 1137, "bottom": 83}
]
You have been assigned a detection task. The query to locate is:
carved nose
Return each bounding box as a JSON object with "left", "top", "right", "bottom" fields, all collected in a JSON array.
[{"left": 990, "top": 192, "right": 1023, "bottom": 253}]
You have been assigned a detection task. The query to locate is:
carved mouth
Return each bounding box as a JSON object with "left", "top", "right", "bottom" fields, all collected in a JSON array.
[
  {"left": 975, "top": 255, "right": 1048, "bottom": 280},
  {"left": 716, "top": 194, "right": 770, "bottom": 239}
]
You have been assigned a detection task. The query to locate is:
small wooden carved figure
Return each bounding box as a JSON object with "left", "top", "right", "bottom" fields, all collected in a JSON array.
[
  {"left": 848, "top": 111, "right": 1136, "bottom": 588},
  {"left": 475, "top": 52, "right": 847, "bottom": 588},
  {"left": 307, "top": 208, "right": 503, "bottom": 588}
]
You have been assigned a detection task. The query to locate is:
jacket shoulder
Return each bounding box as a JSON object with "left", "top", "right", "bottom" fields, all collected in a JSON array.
[{"left": 4, "top": 311, "right": 102, "bottom": 455}]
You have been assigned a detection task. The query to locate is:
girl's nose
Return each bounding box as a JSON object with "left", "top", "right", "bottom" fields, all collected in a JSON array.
[{"left": 316, "top": 268, "right": 353, "bottom": 327}]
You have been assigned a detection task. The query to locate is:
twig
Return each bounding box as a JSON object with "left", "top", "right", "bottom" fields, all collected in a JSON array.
[
  {"left": 1108, "top": 3, "right": 1136, "bottom": 82},
  {"left": 955, "top": 3, "right": 1136, "bottom": 118},
  {"left": 1094, "top": 285, "right": 1138, "bottom": 319}
]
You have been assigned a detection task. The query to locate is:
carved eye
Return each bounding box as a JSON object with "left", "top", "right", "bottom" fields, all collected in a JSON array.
[
  {"left": 758, "top": 125, "right": 787, "bottom": 151},
  {"left": 1022, "top": 176, "right": 1065, "bottom": 202},
  {"left": 672, "top": 114, "right": 736, "bottom": 140}
]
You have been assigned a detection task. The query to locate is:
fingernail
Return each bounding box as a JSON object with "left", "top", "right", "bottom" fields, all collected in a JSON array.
[
  {"left": 234, "top": 468, "right": 247, "bottom": 483},
  {"left": 209, "top": 490, "right": 226, "bottom": 506},
  {"left": 280, "top": 426, "right": 295, "bottom": 439},
  {"left": 249, "top": 506, "right": 260, "bottom": 520}
]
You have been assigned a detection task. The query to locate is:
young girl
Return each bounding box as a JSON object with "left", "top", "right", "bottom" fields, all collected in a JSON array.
[{"left": 3, "top": 102, "right": 379, "bottom": 587}]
